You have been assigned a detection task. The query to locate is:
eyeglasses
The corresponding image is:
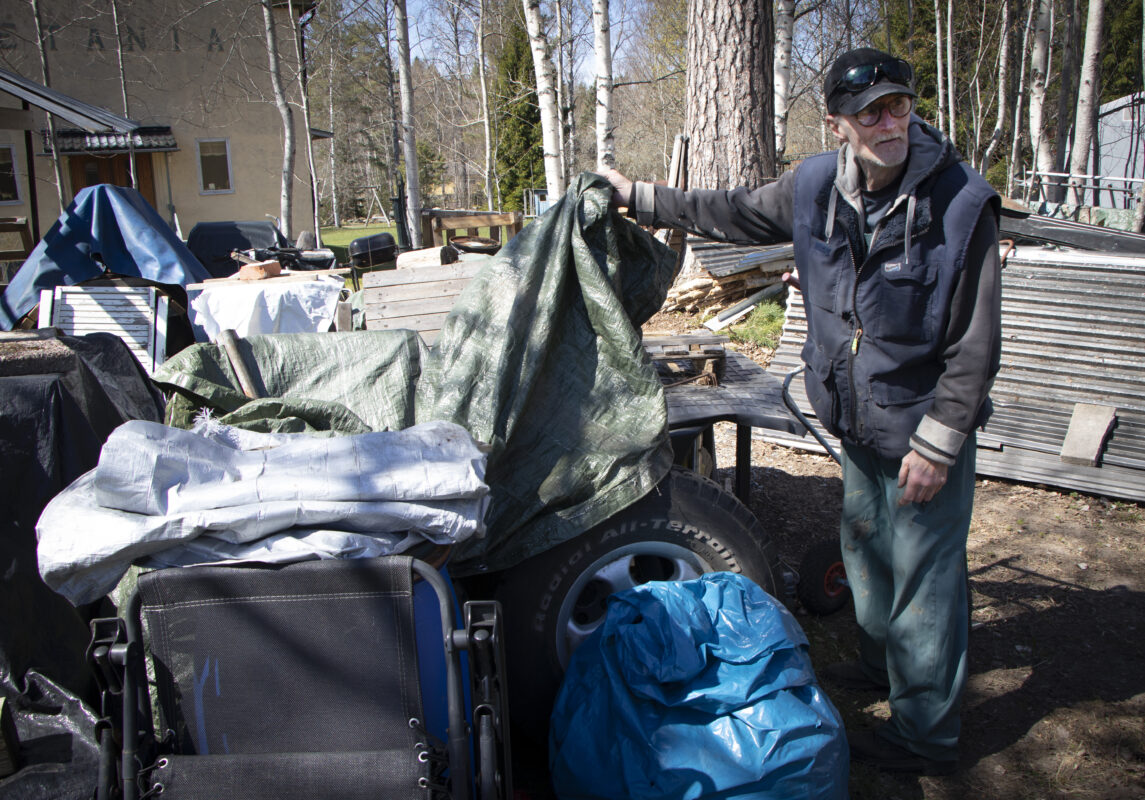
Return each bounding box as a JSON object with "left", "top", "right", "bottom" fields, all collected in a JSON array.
[
  {"left": 841, "top": 58, "right": 914, "bottom": 93},
  {"left": 855, "top": 94, "right": 914, "bottom": 126}
]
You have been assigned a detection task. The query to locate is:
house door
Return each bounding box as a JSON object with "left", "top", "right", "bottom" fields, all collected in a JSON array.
[{"left": 68, "top": 153, "right": 157, "bottom": 208}]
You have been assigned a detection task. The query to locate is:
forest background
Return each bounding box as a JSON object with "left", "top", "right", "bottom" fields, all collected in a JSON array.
[{"left": 304, "top": 0, "right": 1145, "bottom": 230}]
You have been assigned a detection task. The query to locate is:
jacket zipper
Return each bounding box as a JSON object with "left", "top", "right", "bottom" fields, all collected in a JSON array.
[{"left": 847, "top": 237, "right": 865, "bottom": 438}]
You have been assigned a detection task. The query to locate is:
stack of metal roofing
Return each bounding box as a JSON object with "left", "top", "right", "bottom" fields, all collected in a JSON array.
[{"left": 767, "top": 244, "right": 1145, "bottom": 502}]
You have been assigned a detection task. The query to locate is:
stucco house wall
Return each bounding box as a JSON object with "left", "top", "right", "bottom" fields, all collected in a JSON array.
[{"left": 0, "top": 0, "right": 314, "bottom": 244}]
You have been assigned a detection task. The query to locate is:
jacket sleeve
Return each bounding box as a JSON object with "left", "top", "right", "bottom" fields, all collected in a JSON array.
[
  {"left": 629, "top": 169, "right": 797, "bottom": 245},
  {"left": 909, "top": 206, "right": 1002, "bottom": 466}
]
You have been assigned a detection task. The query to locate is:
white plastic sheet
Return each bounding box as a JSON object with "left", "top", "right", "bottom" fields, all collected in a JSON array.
[
  {"left": 37, "top": 419, "right": 490, "bottom": 605},
  {"left": 190, "top": 276, "right": 344, "bottom": 340}
]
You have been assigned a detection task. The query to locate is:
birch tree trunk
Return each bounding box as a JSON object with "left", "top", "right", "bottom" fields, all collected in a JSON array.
[
  {"left": 685, "top": 0, "right": 775, "bottom": 188},
  {"left": 774, "top": 0, "right": 795, "bottom": 163},
  {"left": 287, "top": 1, "right": 323, "bottom": 245},
  {"left": 30, "top": 0, "right": 65, "bottom": 210},
  {"left": 327, "top": 33, "right": 340, "bottom": 228},
  {"left": 592, "top": 0, "right": 615, "bottom": 170},
  {"left": 394, "top": 0, "right": 422, "bottom": 247},
  {"left": 1067, "top": 0, "right": 1105, "bottom": 207},
  {"left": 1051, "top": 0, "right": 1082, "bottom": 202},
  {"left": 1028, "top": 0, "right": 1054, "bottom": 202},
  {"left": 109, "top": 0, "right": 137, "bottom": 188},
  {"left": 555, "top": 0, "right": 568, "bottom": 184},
  {"left": 934, "top": 0, "right": 946, "bottom": 134},
  {"left": 261, "top": 0, "right": 295, "bottom": 239},
  {"left": 980, "top": 0, "right": 1010, "bottom": 172},
  {"left": 523, "top": 0, "right": 565, "bottom": 197},
  {"left": 946, "top": 0, "right": 956, "bottom": 143},
  {"left": 476, "top": 0, "right": 496, "bottom": 210},
  {"left": 1008, "top": 0, "right": 1035, "bottom": 197}
]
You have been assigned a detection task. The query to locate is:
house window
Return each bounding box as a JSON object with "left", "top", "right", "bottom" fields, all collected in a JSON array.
[
  {"left": 0, "top": 146, "right": 20, "bottom": 204},
  {"left": 197, "top": 139, "right": 233, "bottom": 194}
]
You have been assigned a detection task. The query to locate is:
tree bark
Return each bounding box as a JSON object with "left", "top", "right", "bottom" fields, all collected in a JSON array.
[
  {"left": 1028, "top": 0, "right": 1054, "bottom": 203},
  {"left": 592, "top": 0, "right": 615, "bottom": 170},
  {"left": 327, "top": 30, "right": 339, "bottom": 228},
  {"left": 523, "top": 0, "right": 565, "bottom": 197},
  {"left": 934, "top": 0, "right": 946, "bottom": 134},
  {"left": 1067, "top": 0, "right": 1105, "bottom": 207},
  {"left": 774, "top": 0, "right": 795, "bottom": 163},
  {"left": 1008, "top": 0, "right": 1035, "bottom": 198},
  {"left": 980, "top": 0, "right": 1010, "bottom": 173},
  {"left": 1135, "top": 1, "right": 1145, "bottom": 231},
  {"left": 394, "top": 0, "right": 422, "bottom": 246},
  {"left": 685, "top": 0, "right": 774, "bottom": 188},
  {"left": 30, "top": 0, "right": 66, "bottom": 211},
  {"left": 946, "top": 0, "right": 956, "bottom": 144},
  {"left": 288, "top": 1, "right": 323, "bottom": 244},
  {"left": 261, "top": 0, "right": 295, "bottom": 239}
]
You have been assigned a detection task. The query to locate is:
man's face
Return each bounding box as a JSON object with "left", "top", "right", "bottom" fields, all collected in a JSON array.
[{"left": 826, "top": 93, "right": 912, "bottom": 173}]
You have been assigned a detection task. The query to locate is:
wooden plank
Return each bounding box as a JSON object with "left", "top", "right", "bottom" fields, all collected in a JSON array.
[
  {"left": 363, "top": 310, "right": 449, "bottom": 337},
  {"left": 364, "top": 276, "right": 476, "bottom": 303},
  {"left": 364, "top": 295, "right": 458, "bottom": 318},
  {"left": 362, "top": 262, "right": 484, "bottom": 289},
  {"left": 1060, "top": 403, "right": 1118, "bottom": 466},
  {"left": 430, "top": 211, "right": 522, "bottom": 231}
]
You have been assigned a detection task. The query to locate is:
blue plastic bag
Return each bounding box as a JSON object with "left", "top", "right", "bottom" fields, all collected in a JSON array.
[{"left": 549, "top": 573, "right": 848, "bottom": 800}]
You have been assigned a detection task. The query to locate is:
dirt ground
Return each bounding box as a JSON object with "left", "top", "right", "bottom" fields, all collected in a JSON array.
[{"left": 651, "top": 314, "right": 1145, "bottom": 799}]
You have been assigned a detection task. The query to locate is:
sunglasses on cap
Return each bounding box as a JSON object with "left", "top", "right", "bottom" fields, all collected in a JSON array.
[
  {"left": 840, "top": 58, "right": 914, "bottom": 93},
  {"left": 855, "top": 94, "right": 914, "bottom": 126}
]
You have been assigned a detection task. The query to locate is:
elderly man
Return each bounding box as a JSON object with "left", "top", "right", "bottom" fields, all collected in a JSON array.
[{"left": 605, "top": 47, "right": 1001, "bottom": 774}]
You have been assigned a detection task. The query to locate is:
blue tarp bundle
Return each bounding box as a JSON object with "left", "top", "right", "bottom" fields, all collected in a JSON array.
[
  {"left": 0, "top": 184, "right": 210, "bottom": 329},
  {"left": 550, "top": 573, "right": 848, "bottom": 800}
]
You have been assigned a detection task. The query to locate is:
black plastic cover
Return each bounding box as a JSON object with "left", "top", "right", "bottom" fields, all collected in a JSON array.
[{"left": 348, "top": 232, "right": 397, "bottom": 267}]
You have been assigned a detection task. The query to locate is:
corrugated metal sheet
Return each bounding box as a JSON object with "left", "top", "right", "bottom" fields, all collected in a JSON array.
[
  {"left": 766, "top": 244, "right": 1145, "bottom": 501},
  {"left": 688, "top": 239, "right": 794, "bottom": 278}
]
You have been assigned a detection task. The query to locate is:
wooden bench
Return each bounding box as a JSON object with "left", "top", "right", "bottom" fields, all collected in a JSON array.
[{"left": 420, "top": 210, "right": 523, "bottom": 248}]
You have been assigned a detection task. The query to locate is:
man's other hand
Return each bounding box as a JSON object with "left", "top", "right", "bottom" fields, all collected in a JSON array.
[
  {"left": 897, "top": 450, "right": 948, "bottom": 506},
  {"left": 601, "top": 168, "right": 633, "bottom": 210}
]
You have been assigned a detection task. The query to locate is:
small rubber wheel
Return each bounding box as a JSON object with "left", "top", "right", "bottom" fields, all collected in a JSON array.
[
  {"left": 797, "top": 538, "right": 851, "bottom": 615},
  {"left": 494, "top": 466, "right": 781, "bottom": 742}
]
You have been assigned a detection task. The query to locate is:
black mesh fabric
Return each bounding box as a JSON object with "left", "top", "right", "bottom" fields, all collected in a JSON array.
[
  {"left": 138, "top": 557, "right": 426, "bottom": 757},
  {"left": 150, "top": 750, "right": 432, "bottom": 800}
]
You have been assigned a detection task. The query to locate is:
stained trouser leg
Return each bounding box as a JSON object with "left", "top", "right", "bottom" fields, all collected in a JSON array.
[{"left": 840, "top": 437, "right": 976, "bottom": 760}]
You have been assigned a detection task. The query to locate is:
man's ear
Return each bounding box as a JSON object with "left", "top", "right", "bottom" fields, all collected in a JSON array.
[{"left": 825, "top": 114, "right": 847, "bottom": 145}]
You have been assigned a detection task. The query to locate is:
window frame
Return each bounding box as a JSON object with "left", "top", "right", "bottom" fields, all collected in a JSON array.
[
  {"left": 0, "top": 144, "right": 22, "bottom": 206},
  {"left": 195, "top": 138, "right": 234, "bottom": 195}
]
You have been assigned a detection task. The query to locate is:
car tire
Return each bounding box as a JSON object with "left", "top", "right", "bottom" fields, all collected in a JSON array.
[
  {"left": 796, "top": 538, "right": 851, "bottom": 615},
  {"left": 493, "top": 466, "right": 781, "bottom": 743}
]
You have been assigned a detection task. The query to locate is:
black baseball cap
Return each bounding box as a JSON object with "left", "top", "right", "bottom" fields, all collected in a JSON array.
[{"left": 824, "top": 47, "right": 916, "bottom": 116}]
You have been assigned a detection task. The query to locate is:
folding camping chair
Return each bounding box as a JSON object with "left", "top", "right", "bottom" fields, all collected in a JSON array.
[{"left": 88, "top": 555, "right": 511, "bottom": 800}]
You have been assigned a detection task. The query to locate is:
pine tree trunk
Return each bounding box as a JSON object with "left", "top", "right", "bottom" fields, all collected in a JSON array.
[
  {"left": 261, "top": 0, "right": 295, "bottom": 239},
  {"left": 523, "top": 0, "right": 565, "bottom": 197},
  {"left": 1067, "top": 0, "right": 1105, "bottom": 207},
  {"left": 685, "top": 0, "right": 774, "bottom": 188},
  {"left": 394, "top": 0, "right": 421, "bottom": 247},
  {"left": 592, "top": 0, "right": 615, "bottom": 170},
  {"left": 774, "top": 0, "right": 795, "bottom": 163}
]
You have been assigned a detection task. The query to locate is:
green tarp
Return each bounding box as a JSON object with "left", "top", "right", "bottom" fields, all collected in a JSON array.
[{"left": 152, "top": 173, "right": 680, "bottom": 574}]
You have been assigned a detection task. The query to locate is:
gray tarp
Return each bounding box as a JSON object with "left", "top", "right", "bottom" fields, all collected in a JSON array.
[{"left": 150, "top": 173, "right": 679, "bottom": 574}]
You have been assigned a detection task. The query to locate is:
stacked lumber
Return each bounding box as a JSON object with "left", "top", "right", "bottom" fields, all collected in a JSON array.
[
  {"left": 663, "top": 270, "right": 785, "bottom": 315},
  {"left": 662, "top": 241, "right": 794, "bottom": 316}
]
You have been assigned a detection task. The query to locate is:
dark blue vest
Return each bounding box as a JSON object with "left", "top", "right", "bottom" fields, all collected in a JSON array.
[{"left": 791, "top": 150, "right": 998, "bottom": 459}]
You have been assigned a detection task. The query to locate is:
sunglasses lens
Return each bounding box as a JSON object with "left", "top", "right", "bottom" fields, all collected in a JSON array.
[
  {"left": 881, "top": 59, "right": 913, "bottom": 84},
  {"left": 843, "top": 64, "right": 878, "bottom": 91}
]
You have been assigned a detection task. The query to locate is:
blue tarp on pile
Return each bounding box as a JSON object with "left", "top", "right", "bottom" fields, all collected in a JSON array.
[{"left": 0, "top": 184, "right": 209, "bottom": 329}]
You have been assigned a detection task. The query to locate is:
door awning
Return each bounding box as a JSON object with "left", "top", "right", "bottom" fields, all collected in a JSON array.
[{"left": 46, "top": 126, "right": 179, "bottom": 155}]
